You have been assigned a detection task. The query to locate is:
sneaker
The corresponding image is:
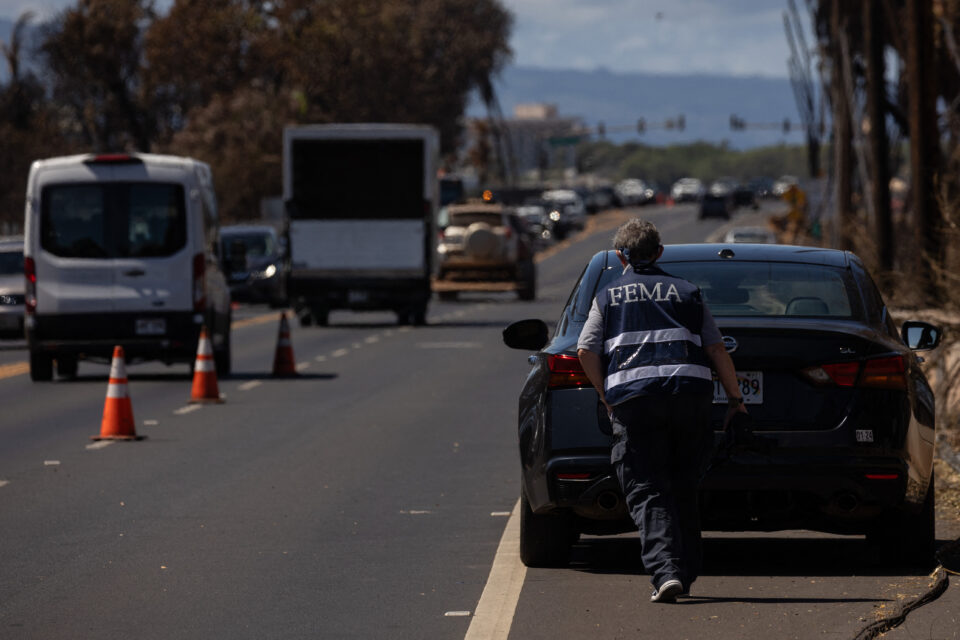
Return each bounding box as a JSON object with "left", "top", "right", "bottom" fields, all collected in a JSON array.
[{"left": 650, "top": 579, "right": 683, "bottom": 603}]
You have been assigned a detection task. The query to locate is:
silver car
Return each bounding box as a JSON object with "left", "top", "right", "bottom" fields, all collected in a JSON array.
[{"left": 0, "top": 236, "right": 24, "bottom": 338}]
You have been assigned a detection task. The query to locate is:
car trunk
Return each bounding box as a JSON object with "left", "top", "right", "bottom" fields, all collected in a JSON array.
[{"left": 712, "top": 319, "right": 884, "bottom": 432}]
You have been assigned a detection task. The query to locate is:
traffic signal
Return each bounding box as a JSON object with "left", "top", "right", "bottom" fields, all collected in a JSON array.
[{"left": 637, "top": 118, "right": 646, "bottom": 133}]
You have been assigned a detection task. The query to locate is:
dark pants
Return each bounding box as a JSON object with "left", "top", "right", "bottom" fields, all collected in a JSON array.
[{"left": 610, "top": 392, "right": 714, "bottom": 590}]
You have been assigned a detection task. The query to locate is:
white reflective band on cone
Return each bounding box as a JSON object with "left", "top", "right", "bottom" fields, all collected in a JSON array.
[
  {"left": 106, "top": 383, "right": 128, "bottom": 398},
  {"left": 194, "top": 358, "right": 215, "bottom": 373},
  {"left": 197, "top": 337, "right": 213, "bottom": 356},
  {"left": 109, "top": 359, "right": 127, "bottom": 379}
]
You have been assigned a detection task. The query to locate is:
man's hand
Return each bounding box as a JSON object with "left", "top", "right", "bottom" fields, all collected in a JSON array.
[{"left": 705, "top": 342, "right": 749, "bottom": 430}]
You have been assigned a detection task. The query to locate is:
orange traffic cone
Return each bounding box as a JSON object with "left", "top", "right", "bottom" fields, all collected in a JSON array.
[
  {"left": 190, "top": 326, "right": 223, "bottom": 403},
  {"left": 272, "top": 312, "right": 298, "bottom": 377},
  {"left": 93, "top": 346, "right": 144, "bottom": 441}
]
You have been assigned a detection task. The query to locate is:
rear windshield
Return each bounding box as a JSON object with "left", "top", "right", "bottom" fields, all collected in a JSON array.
[
  {"left": 41, "top": 183, "right": 186, "bottom": 259},
  {"left": 590, "top": 260, "right": 857, "bottom": 318},
  {"left": 448, "top": 212, "right": 504, "bottom": 227},
  {"left": 0, "top": 250, "right": 23, "bottom": 274}
]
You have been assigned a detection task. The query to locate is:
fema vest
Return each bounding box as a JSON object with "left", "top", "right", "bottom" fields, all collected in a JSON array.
[{"left": 599, "top": 264, "right": 713, "bottom": 405}]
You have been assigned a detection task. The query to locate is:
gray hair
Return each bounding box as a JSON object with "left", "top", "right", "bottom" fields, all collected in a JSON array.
[{"left": 612, "top": 218, "right": 661, "bottom": 264}]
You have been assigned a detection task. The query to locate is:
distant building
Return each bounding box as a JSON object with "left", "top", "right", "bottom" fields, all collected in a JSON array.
[{"left": 465, "top": 103, "right": 588, "bottom": 185}]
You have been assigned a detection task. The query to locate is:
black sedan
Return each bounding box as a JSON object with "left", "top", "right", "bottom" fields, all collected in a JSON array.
[{"left": 503, "top": 244, "right": 941, "bottom": 567}]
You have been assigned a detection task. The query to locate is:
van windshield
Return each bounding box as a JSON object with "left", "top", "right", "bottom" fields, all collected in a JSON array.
[{"left": 41, "top": 183, "right": 186, "bottom": 259}]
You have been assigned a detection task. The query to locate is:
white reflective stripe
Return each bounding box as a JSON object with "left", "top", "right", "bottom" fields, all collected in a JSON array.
[
  {"left": 604, "top": 328, "right": 701, "bottom": 354},
  {"left": 197, "top": 337, "right": 213, "bottom": 356},
  {"left": 604, "top": 364, "right": 712, "bottom": 391},
  {"left": 109, "top": 359, "right": 127, "bottom": 379},
  {"left": 106, "top": 383, "right": 128, "bottom": 398},
  {"left": 195, "top": 359, "right": 215, "bottom": 373}
]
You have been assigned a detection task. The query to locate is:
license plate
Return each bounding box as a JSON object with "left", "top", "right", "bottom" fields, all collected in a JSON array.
[
  {"left": 713, "top": 371, "right": 763, "bottom": 405},
  {"left": 348, "top": 290, "right": 369, "bottom": 304},
  {"left": 135, "top": 318, "right": 166, "bottom": 336}
]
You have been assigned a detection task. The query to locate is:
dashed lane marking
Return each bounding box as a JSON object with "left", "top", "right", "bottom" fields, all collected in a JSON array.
[
  {"left": 44, "top": 460, "right": 60, "bottom": 466},
  {"left": 490, "top": 512, "right": 511, "bottom": 517},
  {"left": 296, "top": 362, "right": 311, "bottom": 371},
  {"left": 238, "top": 380, "right": 262, "bottom": 391},
  {"left": 445, "top": 611, "right": 471, "bottom": 618},
  {"left": 85, "top": 440, "right": 114, "bottom": 451},
  {"left": 464, "top": 500, "right": 525, "bottom": 640},
  {"left": 416, "top": 342, "right": 483, "bottom": 349},
  {"left": 232, "top": 312, "right": 285, "bottom": 329},
  {"left": 331, "top": 348, "right": 350, "bottom": 358},
  {"left": 0, "top": 480, "right": 9, "bottom": 488},
  {"left": 314, "top": 355, "right": 327, "bottom": 362},
  {"left": 174, "top": 405, "right": 201, "bottom": 415},
  {"left": 364, "top": 336, "right": 380, "bottom": 344},
  {"left": 144, "top": 420, "right": 159, "bottom": 426}
]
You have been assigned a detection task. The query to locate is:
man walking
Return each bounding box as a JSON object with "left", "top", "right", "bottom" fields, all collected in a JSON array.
[{"left": 577, "top": 218, "right": 746, "bottom": 603}]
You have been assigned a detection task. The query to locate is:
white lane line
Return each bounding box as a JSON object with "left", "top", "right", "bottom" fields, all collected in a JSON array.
[
  {"left": 490, "top": 512, "right": 511, "bottom": 517},
  {"left": 351, "top": 342, "right": 362, "bottom": 349},
  {"left": 314, "top": 355, "right": 327, "bottom": 362},
  {"left": 85, "top": 440, "right": 115, "bottom": 451},
  {"left": 0, "top": 480, "right": 9, "bottom": 488},
  {"left": 446, "top": 611, "right": 471, "bottom": 617},
  {"left": 417, "top": 342, "right": 482, "bottom": 349},
  {"left": 238, "top": 380, "right": 263, "bottom": 391},
  {"left": 364, "top": 335, "right": 380, "bottom": 344},
  {"left": 464, "top": 499, "right": 525, "bottom": 640},
  {"left": 398, "top": 326, "right": 412, "bottom": 333},
  {"left": 174, "top": 405, "right": 201, "bottom": 415},
  {"left": 143, "top": 420, "right": 159, "bottom": 426},
  {"left": 296, "top": 362, "right": 311, "bottom": 372},
  {"left": 44, "top": 460, "right": 60, "bottom": 466},
  {"left": 331, "top": 348, "right": 350, "bottom": 358}
]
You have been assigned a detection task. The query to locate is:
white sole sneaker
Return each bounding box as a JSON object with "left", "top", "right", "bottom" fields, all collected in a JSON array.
[{"left": 650, "top": 579, "right": 683, "bottom": 603}]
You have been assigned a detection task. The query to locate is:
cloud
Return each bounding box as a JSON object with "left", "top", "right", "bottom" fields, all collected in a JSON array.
[{"left": 503, "top": 0, "right": 797, "bottom": 77}]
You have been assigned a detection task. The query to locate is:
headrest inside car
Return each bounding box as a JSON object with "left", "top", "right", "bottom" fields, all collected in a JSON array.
[{"left": 705, "top": 288, "right": 749, "bottom": 304}]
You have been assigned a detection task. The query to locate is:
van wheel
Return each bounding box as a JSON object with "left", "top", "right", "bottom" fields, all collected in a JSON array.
[
  {"left": 30, "top": 351, "right": 54, "bottom": 382},
  {"left": 56, "top": 356, "right": 78, "bottom": 379},
  {"left": 214, "top": 330, "right": 232, "bottom": 378}
]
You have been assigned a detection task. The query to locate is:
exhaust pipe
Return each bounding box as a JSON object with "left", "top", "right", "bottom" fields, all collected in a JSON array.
[
  {"left": 597, "top": 491, "right": 620, "bottom": 511},
  {"left": 833, "top": 492, "right": 860, "bottom": 513}
]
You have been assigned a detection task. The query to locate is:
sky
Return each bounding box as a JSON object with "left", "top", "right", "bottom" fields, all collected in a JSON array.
[{"left": 0, "top": 0, "right": 797, "bottom": 78}]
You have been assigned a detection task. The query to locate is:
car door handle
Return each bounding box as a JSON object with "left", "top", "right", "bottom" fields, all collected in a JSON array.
[{"left": 123, "top": 269, "right": 146, "bottom": 277}]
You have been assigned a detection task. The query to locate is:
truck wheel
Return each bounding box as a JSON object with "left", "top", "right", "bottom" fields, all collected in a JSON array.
[
  {"left": 30, "top": 351, "right": 54, "bottom": 382},
  {"left": 438, "top": 291, "right": 457, "bottom": 302},
  {"left": 412, "top": 305, "right": 427, "bottom": 326},
  {"left": 519, "top": 486, "right": 577, "bottom": 568},
  {"left": 56, "top": 356, "right": 78, "bottom": 379},
  {"left": 298, "top": 311, "right": 313, "bottom": 327},
  {"left": 313, "top": 309, "right": 329, "bottom": 326}
]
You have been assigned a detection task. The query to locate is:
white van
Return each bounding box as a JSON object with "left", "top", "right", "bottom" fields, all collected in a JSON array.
[{"left": 23, "top": 153, "right": 232, "bottom": 381}]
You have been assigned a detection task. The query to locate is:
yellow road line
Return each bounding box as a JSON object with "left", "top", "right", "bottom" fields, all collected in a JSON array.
[{"left": 0, "top": 362, "right": 29, "bottom": 379}]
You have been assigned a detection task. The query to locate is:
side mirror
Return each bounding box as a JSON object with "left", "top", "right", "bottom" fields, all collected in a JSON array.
[
  {"left": 901, "top": 320, "right": 942, "bottom": 351},
  {"left": 503, "top": 319, "right": 549, "bottom": 351}
]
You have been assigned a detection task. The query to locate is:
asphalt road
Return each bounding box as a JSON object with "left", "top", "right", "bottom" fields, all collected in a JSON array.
[{"left": 0, "top": 201, "right": 953, "bottom": 639}]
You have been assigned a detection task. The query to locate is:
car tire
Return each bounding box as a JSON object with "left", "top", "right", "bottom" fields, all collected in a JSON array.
[
  {"left": 214, "top": 325, "right": 231, "bottom": 378},
  {"left": 438, "top": 290, "right": 457, "bottom": 302},
  {"left": 30, "top": 351, "right": 53, "bottom": 382},
  {"left": 867, "top": 473, "right": 935, "bottom": 568},
  {"left": 519, "top": 486, "right": 577, "bottom": 568},
  {"left": 56, "top": 356, "right": 78, "bottom": 379}
]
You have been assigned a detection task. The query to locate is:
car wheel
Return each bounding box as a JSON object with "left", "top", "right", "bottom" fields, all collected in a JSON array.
[
  {"left": 299, "top": 312, "right": 313, "bottom": 327},
  {"left": 867, "top": 474, "right": 935, "bottom": 568},
  {"left": 519, "top": 486, "right": 577, "bottom": 568},
  {"left": 438, "top": 290, "right": 457, "bottom": 302},
  {"left": 412, "top": 304, "right": 427, "bottom": 326},
  {"left": 56, "top": 356, "right": 78, "bottom": 379},
  {"left": 313, "top": 309, "right": 329, "bottom": 327},
  {"left": 30, "top": 351, "right": 54, "bottom": 382}
]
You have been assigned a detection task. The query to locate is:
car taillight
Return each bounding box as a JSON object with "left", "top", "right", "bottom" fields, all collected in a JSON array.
[
  {"left": 860, "top": 355, "right": 906, "bottom": 390},
  {"left": 192, "top": 253, "right": 206, "bottom": 312},
  {"left": 547, "top": 353, "right": 591, "bottom": 389},
  {"left": 24, "top": 257, "right": 36, "bottom": 314},
  {"left": 802, "top": 355, "right": 906, "bottom": 390}
]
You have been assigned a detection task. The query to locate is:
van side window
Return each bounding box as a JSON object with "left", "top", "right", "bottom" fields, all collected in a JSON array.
[{"left": 41, "top": 185, "right": 109, "bottom": 258}]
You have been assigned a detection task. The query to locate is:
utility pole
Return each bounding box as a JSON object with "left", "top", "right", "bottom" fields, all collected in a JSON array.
[
  {"left": 905, "top": 0, "right": 942, "bottom": 300},
  {"left": 831, "top": 0, "right": 853, "bottom": 251},
  {"left": 864, "top": 0, "right": 892, "bottom": 270}
]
